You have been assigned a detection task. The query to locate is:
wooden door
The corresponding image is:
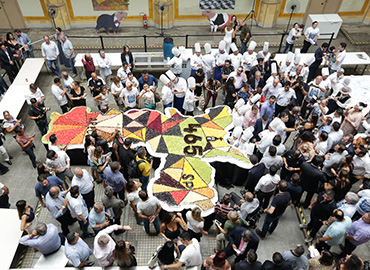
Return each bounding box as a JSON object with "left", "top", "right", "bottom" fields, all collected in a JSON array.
[
  {"left": 323, "top": 0, "right": 342, "bottom": 13},
  {"left": 0, "top": 1, "right": 12, "bottom": 29},
  {"left": 0, "top": 0, "right": 26, "bottom": 29}
]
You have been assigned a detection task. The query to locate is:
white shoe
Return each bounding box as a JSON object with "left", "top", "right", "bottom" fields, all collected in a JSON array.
[{"left": 197, "top": 106, "right": 202, "bottom": 111}]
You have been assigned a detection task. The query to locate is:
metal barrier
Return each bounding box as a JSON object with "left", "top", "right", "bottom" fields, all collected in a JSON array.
[{"left": 66, "top": 31, "right": 335, "bottom": 53}]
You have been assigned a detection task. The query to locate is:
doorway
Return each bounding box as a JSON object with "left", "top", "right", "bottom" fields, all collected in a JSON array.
[{"left": 0, "top": 0, "right": 26, "bottom": 29}]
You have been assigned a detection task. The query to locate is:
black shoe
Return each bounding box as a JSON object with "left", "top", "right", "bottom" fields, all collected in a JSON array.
[
  {"left": 255, "top": 228, "right": 265, "bottom": 239},
  {"left": 339, "top": 244, "right": 344, "bottom": 251},
  {"left": 0, "top": 168, "right": 9, "bottom": 175},
  {"left": 9, "top": 156, "right": 13, "bottom": 159},
  {"left": 85, "top": 262, "right": 94, "bottom": 267},
  {"left": 5, "top": 160, "right": 12, "bottom": 165}
]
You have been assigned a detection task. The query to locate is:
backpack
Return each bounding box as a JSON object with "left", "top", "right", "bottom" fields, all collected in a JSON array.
[{"left": 127, "top": 156, "right": 145, "bottom": 178}]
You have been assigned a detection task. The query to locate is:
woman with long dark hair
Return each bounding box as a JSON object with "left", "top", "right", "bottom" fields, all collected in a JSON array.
[
  {"left": 160, "top": 212, "right": 187, "bottom": 242},
  {"left": 16, "top": 200, "right": 35, "bottom": 231},
  {"left": 121, "top": 45, "right": 135, "bottom": 70},
  {"left": 113, "top": 240, "right": 137, "bottom": 267},
  {"left": 223, "top": 77, "right": 236, "bottom": 108}
]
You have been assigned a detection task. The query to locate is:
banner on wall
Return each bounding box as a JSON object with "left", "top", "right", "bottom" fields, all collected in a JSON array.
[
  {"left": 92, "top": 0, "right": 129, "bottom": 11},
  {"left": 199, "top": 0, "right": 235, "bottom": 9}
]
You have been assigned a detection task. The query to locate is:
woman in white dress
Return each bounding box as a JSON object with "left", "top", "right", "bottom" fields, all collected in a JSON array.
[{"left": 223, "top": 22, "right": 235, "bottom": 54}]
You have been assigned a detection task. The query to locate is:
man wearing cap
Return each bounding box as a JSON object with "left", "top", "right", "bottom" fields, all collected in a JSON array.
[
  {"left": 239, "top": 20, "right": 251, "bottom": 54},
  {"left": 160, "top": 74, "right": 173, "bottom": 109},
  {"left": 202, "top": 43, "right": 215, "bottom": 82},
  {"left": 307, "top": 42, "right": 329, "bottom": 83},
  {"left": 191, "top": 43, "right": 203, "bottom": 74},
  {"left": 321, "top": 67, "right": 331, "bottom": 92},
  {"left": 330, "top": 42, "right": 347, "bottom": 74},
  {"left": 166, "top": 70, "right": 187, "bottom": 114},
  {"left": 258, "top": 42, "right": 270, "bottom": 63},
  {"left": 265, "top": 62, "right": 279, "bottom": 84},
  {"left": 328, "top": 68, "right": 344, "bottom": 90},
  {"left": 229, "top": 43, "right": 242, "bottom": 71},
  {"left": 168, "top": 47, "right": 183, "bottom": 77},
  {"left": 183, "top": 77, "right": 197, "bottom": 116},
  {"left": 275, "top": 82, "right": 296, "bottom": 117},
  {"left": 288, "top": 51, "right": 301, "bottom": 77},
  {"left": 280, "top": 52, "right": 294, "bottom": 78},
  {"left": 302, "top": 21, "right": 320, "bottom": 53},
  {"left": 301, "top": 55, "right": 315, "bottom": 82},
  {"left": 242, "top": 41, "right": 257, "bottom": 78},
  {"left": 214, "top": 40, "right": 229, "bottom": 82}
]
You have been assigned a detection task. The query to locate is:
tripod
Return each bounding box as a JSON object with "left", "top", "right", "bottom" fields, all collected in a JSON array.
[
  {"left": 243, "top": 0, "right": 258, "bottom": 31},
  {"left": 157, "top": 5, "right": 166, "bottom": 37}
]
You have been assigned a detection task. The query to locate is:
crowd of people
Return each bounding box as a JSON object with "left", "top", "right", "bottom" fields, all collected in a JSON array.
[{"left": 0, "top": 20, "right": 369, "bottom": 270}]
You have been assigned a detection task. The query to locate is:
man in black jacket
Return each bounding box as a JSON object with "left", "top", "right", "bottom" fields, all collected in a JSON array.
[
  {"left": 263, "top": 252, "right": 293, "bottom": 270},
  {"left": 299, "top": 155, "right": 327, "bottom": 208},
  {"left": 225, "top": 226, "right": 259, "bottom": 262},
  {"left": 307, "top": 42, "right": 328, "bottom": 83},
  {"left": 244, "top": 155, "right": 266, "bottom": 192},
  {"left": 0, "top": 43, "right": 18, "bottom": 83}
]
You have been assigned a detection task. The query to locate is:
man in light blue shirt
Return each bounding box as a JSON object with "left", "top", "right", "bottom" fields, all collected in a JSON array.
[
  {"left": 61, "top": 35, "right": 77, "bottom": 76},
  {"left": 104, "top": 162, "right": 126, "bottom": 200},
  {"left": 14, "top": 29, "right": 34, "bottom": 58},
  {"left": 19, "top": 223, "right": 62, "bottom": 255},
  {"left": 89, "top": 202, "right": 110, "bottom": 234},
  {"left": 260, "top": 95, "right": 276, "bottom": 121},
  {"left": 65, "top": 231, "right": 94, "bottom": 267},
  {"left": 316, "top": 209, "right": 352, "bottom": 251},
  {"left": 45, "top": 186, "right": 77, "bottom": 235}
]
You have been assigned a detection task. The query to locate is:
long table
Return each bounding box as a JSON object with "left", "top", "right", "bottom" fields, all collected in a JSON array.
[
  {"left": 0, "top": 209, "right": 23, "bottom": 270},
  {"left": 0, "top": 58, "right": 44, "bottom": 120},
  {"left": 274, "top": 52, "right": 370, "bottom": 74}
]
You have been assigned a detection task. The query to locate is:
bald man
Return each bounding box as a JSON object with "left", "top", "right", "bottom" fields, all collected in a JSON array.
[
  {"left": 89, "top": 202, "right": 110, "bottom": 234},
  {"left": 71, "top": 168, "right": 95, "bottom": 210},
  {"left": 45, "top": 186, "right": 77, "bottom": 235}
]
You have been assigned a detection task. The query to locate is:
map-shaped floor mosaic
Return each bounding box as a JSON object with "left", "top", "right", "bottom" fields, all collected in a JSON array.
[{"left": 42, "top": 106, "right": 251, "bottom": 215}]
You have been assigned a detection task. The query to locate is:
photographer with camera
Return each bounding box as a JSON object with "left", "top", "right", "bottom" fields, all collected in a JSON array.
[
  {"left": 28, "top": 98, "right": 50, "bottom": 137},
  {"left": 301, "top": 76, "right": 326, "bottom": 119}
]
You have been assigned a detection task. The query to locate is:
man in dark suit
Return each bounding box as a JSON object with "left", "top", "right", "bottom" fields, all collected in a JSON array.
[
  {"left": 244, "top": 155, "right": 266, "bottom": 192},
  {"left": 0, "top": 43, "right": 18, "bottom": 83},
  {"left": 225, "top": 226, "right": 259, "bottom": 263},
  {"left": 248, "top": 71, "right": 265, "bottom": 92},
  {"left": 299, "top": 156, "right": 327, "bottom": 208},
  {"left": 252, "top": 115, "right": 270, "bottom": 141},
  {"left": 235, "top": 249, "right": 264, "bottom": 270},
  {"left": 307, "top": 42, "right": 328, "bottom": 83}
]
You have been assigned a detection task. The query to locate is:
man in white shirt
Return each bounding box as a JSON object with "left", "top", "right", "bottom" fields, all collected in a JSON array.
[
  {"left": 46, "top": 149, "right": 74, "bottom": 181},
  {"left": 262, "top": 78, "right": 281, "bottom": 99},
  {"left": 160, "top": 74, "right": 173, "bottom": 109},
  {"left": 268, "top": 111, "right": 296, "bottom": 142},
  {"left": 351, "top": 147, "right": 370, "bottom": 184},
  {"left": 227, "top": 66, "right": 247, "bottom": 91},
  {"left": 168, "top": 47, "right": 183, "bottom": 76},
  {"left": 328, "top": 68, "right": 344, "bottom": 90},
  {"left": 280, "top": 52, "right": 294, "bottom": 78},
  {"left": 41, "top": 35, "right": 60, "bottom": 76},
  {"left": 93, "top": 224, "right": 131, "bottom": 267},
  {"left": 60, "top": 35, "right": 77, "bottom": 76},
  {"left": 229, "top": 43, "right": 242, "bottom": 70},
  {"left": 238, "top": 192, "right": 260, "bottom": 220},
  {"left": 190, "top": 43, "right": 203, "bottom": 73},
  {"left": 119, "top": 81, "right": 139, "bottom": 110},
  {"left": 137, "top": 190, "right": 161, "bottom": 235},
  {"left": 255, "top": 165, "right": 281, "bottom": 209},
  {"left": 96, "top": 49, "right": 112, "bottom": 83},
  {"left": 117, "top": 62, "right": 130, "bottom": 84},
  {"left": 260, "top": 146, "right": 284, "bottom": 170},
  {"left": 202, "top": 43, "right": 215, "bottom": 82},
  {"left": 326, "top": 122, "right": 344, "bottom": 152},
  {"left": 166, "top": 70, "right": 187, "bottom": 114},
  {"left": 330, "top": 43, "right": 347, "bottom": 74},
  {"left": 160, "top": 231, "right": 202, "bottom": 269},
  {"left": 67, "top": 186, "right": 93, "bottom": 239},
  {"left": 61, "top": 71, "right": 74, "bottom": 90},
  {"left": 275, "top": 81, "right": 296, "bottom": 116},
  {"left": 242, "top": 41, "right": 257, "bottom": 78},
  {"left": 258, "top": 42, "right": 271, "bottom": 62},
  {"left": 302, "top": 21, "right": 320, "bottom": 53},
  {"left": 51, "top": 77, "right": 69, "bottom": 113},
  {"left": 72, "top": 168, "right": 95, "bottom": 210},
  {"left": 25, "top": 83, "right": 45, "bottom": 105}
]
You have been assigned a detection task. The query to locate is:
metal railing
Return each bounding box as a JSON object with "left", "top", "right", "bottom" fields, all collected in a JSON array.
[{"left": 65, "top": 31, "right": 335, "bottom": 53}]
